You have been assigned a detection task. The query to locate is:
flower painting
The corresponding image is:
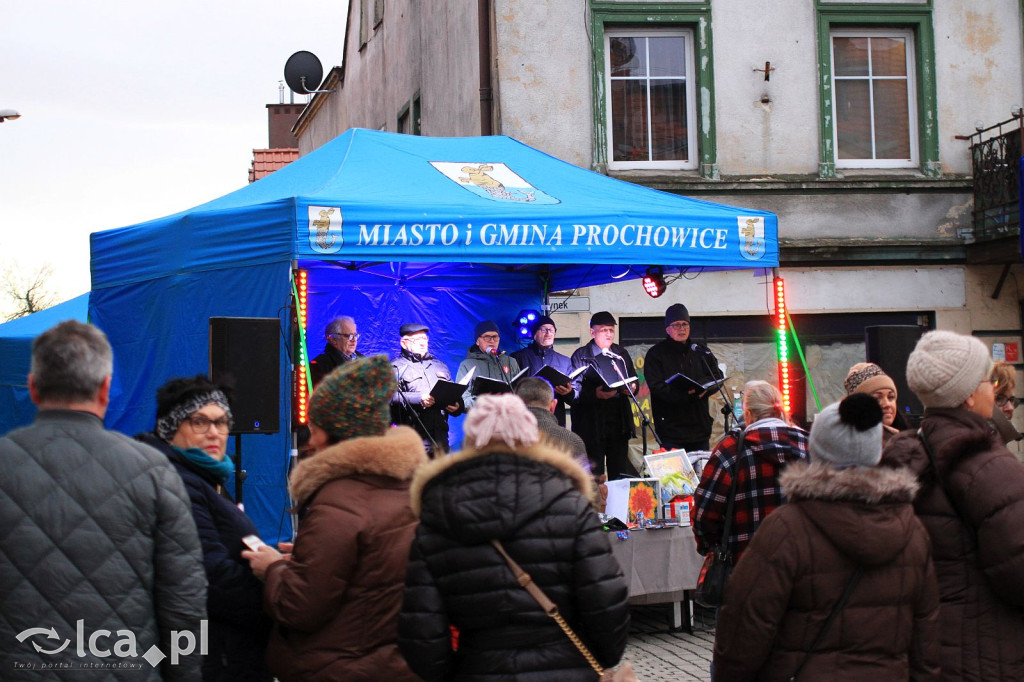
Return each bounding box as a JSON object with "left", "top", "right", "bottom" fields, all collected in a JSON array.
[{"left": 627, "top": 479, "right": 658, "bottom": 526}]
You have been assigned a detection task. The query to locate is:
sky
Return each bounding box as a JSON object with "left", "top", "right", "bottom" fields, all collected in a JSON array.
[{"left": 0, "top": 1, "right": 348, "bottom": 313}]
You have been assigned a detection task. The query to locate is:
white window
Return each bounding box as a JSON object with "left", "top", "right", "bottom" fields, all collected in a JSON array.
[
  {"left": 605, "top": 29, "right": 698, "bottom": 171},
  {"left": 831, "top": 28, "right": 919, "bottom": 168}
]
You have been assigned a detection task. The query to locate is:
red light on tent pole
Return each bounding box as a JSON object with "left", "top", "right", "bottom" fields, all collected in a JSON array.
[
  {"left": 774, "top": 277, "right": 792, "bottom": 416},
  {"left": 295, "top": 269, "right": 309, "bottom": 425}
]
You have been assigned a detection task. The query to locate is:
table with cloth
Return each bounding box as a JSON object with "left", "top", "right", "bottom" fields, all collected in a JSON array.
[{"left": 609, "top": 525, "right": 705, "bottom": 631}]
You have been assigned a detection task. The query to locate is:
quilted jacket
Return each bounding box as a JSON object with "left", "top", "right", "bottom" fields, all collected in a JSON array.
[
  {"left": 0, "top": 410, "right": 207, "bottom": 681},
  {"left": 714, "top": 461, "right": 940, "bottom": 681},
  {"left": 399, "top": 441, "right": 630, "bottom": 682},
  {"left": 883, "top": 408, "right": 1024, "bottom": 681}
]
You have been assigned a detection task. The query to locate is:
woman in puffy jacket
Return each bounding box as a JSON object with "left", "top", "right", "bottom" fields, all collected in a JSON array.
[
  {"left": 399, "top": 394, "right": 630, "bottom": 681},
  {"left": 714, "top": 394, "right": 940, "bottom": 681},
  {"left": 883, "top": 331, "right": 1024, "bottom": 681}
]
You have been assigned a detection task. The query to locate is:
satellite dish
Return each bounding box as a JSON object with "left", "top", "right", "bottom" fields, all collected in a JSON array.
[{"left": 284, "top": 51, "right": 324, "bottom": 95}]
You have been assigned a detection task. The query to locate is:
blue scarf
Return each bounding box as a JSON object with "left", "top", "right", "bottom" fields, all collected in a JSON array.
[{"left": 174, "top": 446, "right": 235, "bottom": 484}]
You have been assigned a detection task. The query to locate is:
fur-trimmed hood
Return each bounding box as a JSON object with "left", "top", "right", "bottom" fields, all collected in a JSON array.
[
  {"left": 409, "top": 440, "right": 595, "bottom": 545},
  {"left": 782, "top": 461, "right": 922, "bottom": 567},
  {"left": 290, "top": 425, "right": 427, "bottom": 506}
]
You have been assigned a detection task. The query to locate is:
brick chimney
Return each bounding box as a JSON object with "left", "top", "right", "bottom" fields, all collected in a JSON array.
[{"left": 267, "top": 104, "right": 302, "bottom": 148}]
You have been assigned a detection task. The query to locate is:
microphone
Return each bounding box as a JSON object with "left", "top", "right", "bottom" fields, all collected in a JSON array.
[
  {"left": 601, "top": 348, "right": 623, "bottom": 361},
  {"left": 689, "top": 344, "right": 712, "bottom": 355},
  {"left": 487, "top": 348, "right": 506, "bottom": 356}
]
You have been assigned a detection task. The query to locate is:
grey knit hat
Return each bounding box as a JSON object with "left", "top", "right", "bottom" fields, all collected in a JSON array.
[
  {"left": 809, "top": 394, "right": 883, "bottom": 469},
  {"left": 905, "top": 331, "right": 992, "bottom": 408}
]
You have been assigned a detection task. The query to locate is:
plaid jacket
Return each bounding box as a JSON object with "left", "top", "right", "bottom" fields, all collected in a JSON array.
[{"left": 691, "top": 418, "right": 809, "bottom": 560}]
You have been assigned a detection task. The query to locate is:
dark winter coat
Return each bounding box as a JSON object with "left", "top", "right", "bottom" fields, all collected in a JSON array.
[
  {"left": 137, "top": 433, "right": 272, "bottom": 682},
  {"left": 714, "top": 461, "right": 941, "bottom": 681},
  {"left": 399, "top": 441, "right": 630, "bottom": 682},
  {"left": 392, "top": 348, "right": 464, "bottom": 454},
  {"left": 263, "top": 426, "right": 427, "bottom": 682},
  {"left": 310, "top": 344, "right": 363, "bottom": 387},
  {"left": 569, "top": 340, "right": 637, "bottom": 448},
  {"left": 644, "top": 337, "right": 722, "bottom": 448},
  {"left": 883, "top": 407, "right": 1024, "bottom": 681},
  {"left": 512, "top": 342, "right": 576, "bottom": 425},
  {"left": 0, "top": 410, "right": 207, "bottom": 681},
  {"left": 455, "top": 345, "right": 521, "bottom": 409}
]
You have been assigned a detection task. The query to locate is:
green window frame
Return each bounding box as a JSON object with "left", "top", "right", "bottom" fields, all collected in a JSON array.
[
  {"left": 816, "top": 3, "right": 938, "bottom": 178},
  {"left": 590, "top": 2, "right": 717, "bottom": 178}
]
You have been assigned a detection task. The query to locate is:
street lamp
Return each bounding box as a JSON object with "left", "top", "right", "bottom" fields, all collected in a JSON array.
[{"left": 0, "top": 109, "right": 22, "bottom": 123}]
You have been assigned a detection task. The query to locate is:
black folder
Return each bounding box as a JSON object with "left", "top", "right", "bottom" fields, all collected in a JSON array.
[
  {"left": 666, "top": 373, "right": 728, "bottom": 393},
  {"left": 534, "top": 364, "right": 588, "bottom": 387},
  {"left": 471, "top": 367, "right": 529, "bottom": 395},
  {"left": 429, "top": 378, "right": 470, "bottom": 406}
]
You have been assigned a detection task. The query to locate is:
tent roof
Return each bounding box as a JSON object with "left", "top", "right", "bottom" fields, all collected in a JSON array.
[
  {"left": 91, "top": 129, "right": 778, "bottom": 291},
  {"left": 0, "top": 294, "right": 90, "bottom": 384}
]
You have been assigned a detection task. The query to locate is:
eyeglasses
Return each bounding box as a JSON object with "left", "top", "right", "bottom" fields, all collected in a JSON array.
[
  {"left": 480, "top": 334, "right": 500, "bottom": 341},
  {"left": 186, "top": 415, "right": 233, "bottom": 434},
  {"left": 667, "top": 322, "right": 690, "bottom": 330},
  {"left": 331, "top": 333, "right": 360, "bottom": 341},
  {"left": 535, "top": 326, "right": 556, "bottom": 334},
  {"left": 995, "top": 395, "right": 1019, "bottom": 408}
]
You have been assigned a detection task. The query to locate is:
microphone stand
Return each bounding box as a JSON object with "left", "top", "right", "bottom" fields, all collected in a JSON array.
[
  {"left": 694, "top": 347, "right": 735, "bottom": 432},
  {"left": 396, "top": 363, "right": 442, "bottom": 455},
  {"left": 606, "top": 351, "right": 664, "bottom": 459},
  {"left": 489, "top": 350, "right": 515, "bottom": 391}
]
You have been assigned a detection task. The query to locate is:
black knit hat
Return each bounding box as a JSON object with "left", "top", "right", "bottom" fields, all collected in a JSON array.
[
  {"left": 589, "top": 311, "right": 616, "bottom": 327},
  {"left": 665, "top": 303, "right": 690, "bottom": 326},
  {"left": 155, "top": 375, "right": 233, "bottom": 442},
  {"left": 474, "top": 320, "right": 500, "bottom": 339},
  {"left": 529, "top": 315, "right": 557, "bottom": 335}
]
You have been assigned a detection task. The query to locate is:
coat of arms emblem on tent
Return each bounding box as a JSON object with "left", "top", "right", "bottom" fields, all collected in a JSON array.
[{"left": 430, "top": 162, "right": 560, "bottom": 205}]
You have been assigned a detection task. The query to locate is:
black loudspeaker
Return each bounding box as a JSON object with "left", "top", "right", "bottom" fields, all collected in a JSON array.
[
  {"left": 209, "top": 317, "right": 280, "bottom": 434},
  {"left": 865, "top": 325, "right": 925, "bottom": 420}
]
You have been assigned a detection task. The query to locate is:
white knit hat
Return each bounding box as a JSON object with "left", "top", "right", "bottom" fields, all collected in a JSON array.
[
  {"left": 463, "top": 394, "right": 540, "bottom": 449},
  {"left": 906, "top": 331, "right": 992, "bottom": 409},
  {"left": 809, "top": 394, "right": 883, "bottom": 468}
]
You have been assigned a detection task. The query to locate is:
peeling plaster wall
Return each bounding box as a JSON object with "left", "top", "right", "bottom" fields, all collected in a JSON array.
[{"left": 492, "top": 0, "right": 594, "bottom": 166}]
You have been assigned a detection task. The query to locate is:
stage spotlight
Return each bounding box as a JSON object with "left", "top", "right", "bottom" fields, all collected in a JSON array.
[
  {"left": 642, "top": 266, "right": 667, "bottom": 298},
  {"left": 515, "top": 309, "right": 540, "bottom": 340}
]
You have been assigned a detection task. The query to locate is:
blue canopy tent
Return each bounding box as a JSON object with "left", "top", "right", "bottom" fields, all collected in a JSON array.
[
  {"left": 89, "top": 129, "right": 778, "bottom": 541},
  {"left": 0, "top": 294, "right": 90, "bottom": 434}
]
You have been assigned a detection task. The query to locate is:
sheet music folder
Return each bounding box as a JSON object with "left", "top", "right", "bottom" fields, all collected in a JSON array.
[
  {"left": 666, "top": 373, "right": 728, "bottom": 393},
  {"left": 471, "top": 367, "right": 528, "bottom": 395},
  {"left": 534, "top": 364, "right": 587, "bottom": 387}
]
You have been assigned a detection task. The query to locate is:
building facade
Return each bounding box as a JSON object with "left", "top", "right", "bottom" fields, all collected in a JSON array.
[{"left": 293, "top": 0, "right": 1023, "bottom": 433}]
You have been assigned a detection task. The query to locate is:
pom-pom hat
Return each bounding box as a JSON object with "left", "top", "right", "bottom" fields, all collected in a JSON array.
[
  {"left": 906, "top": 330, "right": 993, "bottom": 409},
  {"left": 809, "top": 393, "right": 884, "bottom": 469},
  {"left": 844, "top": 362, "right": 898, "bottom": 398},
  {"left": 463, "top": 394, "right": 540, "bottom": 450},
  {"left": 309, "top": 355, "right": 395, "bottom": 442}
]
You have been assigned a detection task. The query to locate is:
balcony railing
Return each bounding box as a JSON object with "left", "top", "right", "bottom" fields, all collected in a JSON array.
[{"left": 960, "top": 113, "right": 1021, "bottom": 243}]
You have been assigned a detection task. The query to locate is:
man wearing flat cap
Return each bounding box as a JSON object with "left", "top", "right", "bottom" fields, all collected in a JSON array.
[
  {"left": 570, "top": 311, "right": 638, "bottom": 479},
  {"left": 455, "top": 320, "right": 521, "bottom": 410},
  {"left": 391, "top": 323, "right": 464, "bottom": 456},
  {"left": 644, "top": 303, "right": 723, "bottom": 452},
  {"left": 511, "top": 315, "right": 575, "bottom": 426}
]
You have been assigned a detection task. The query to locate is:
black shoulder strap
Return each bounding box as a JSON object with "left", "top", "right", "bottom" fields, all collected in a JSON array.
[
  {"left": 917, "top": 428, "right": 978, "bottom": 546},
  {"left": 788, "top": 567, "right": 863, "bottom": 682}
]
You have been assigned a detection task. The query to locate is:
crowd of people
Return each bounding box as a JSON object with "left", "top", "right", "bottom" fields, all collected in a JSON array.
[{"left": 1, "top": 316, "right": 1022, "bottom": 681}]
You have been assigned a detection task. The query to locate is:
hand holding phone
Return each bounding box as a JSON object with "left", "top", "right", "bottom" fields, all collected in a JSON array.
[{"left": 242, "top": 534, "right": 265, "bottom": 552}]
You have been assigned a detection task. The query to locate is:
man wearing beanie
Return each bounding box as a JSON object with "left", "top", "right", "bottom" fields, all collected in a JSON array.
[
  {"left": 511, "top": 315, "right": 576, "bottom": 426},
  {"left": 714, "top": 394, "right": 939, "bottom": 680},
  {"left": 644, "top": 302, "right": 724, "bottom": 451},
  {"left": 569, "top": 311, "right": 638, "bottom": 479},
  {"left": 455, "top": 319, "right": 521, "bottom": 410},
  {"left": 883, "top": 330, "right": 1024, "bottom": 680},
  {"left": 391, "top": 323, "right": 464, "bottom": 456},
  {"left": 844, "top": 362, "right": 902, "bottom": 439},
  {"left": 244, "top": 356, "right": 427, "bottom": 682}
]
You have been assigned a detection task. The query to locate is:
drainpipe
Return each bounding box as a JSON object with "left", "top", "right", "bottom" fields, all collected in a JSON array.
[{"left": 478, "top": 0, "right": 493, "bottom": 136}]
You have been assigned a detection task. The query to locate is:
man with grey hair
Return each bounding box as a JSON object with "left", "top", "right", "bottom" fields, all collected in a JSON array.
[
  {"left": 0, "top": 321, "right": 207, "bottom": 679},
  {"left": 515, "top": 376, "right": 590, "bottom": 470},
  {"left": 310, "top": 315, "right": 363, "bottom": 386}
]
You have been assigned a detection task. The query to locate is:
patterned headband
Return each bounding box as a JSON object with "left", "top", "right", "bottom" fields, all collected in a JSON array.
[{"left": 156, "top": 390, "right": 232, "bottom": 442}]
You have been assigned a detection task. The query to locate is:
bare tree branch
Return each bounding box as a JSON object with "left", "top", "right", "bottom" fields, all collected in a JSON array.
[{"left": 2, "top": 264, "right": 57, "bottom": 321}]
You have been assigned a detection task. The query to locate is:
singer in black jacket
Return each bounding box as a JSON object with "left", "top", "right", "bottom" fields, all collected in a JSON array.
[
  {"left": 570, "top": 312, "right": 638, "bottom": 479},
  {"left": 455, "top": 320, "right": 521, "bottom": 410},
  {"left": 644, "top": 303, "right": 723, "bottom": 451}
]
